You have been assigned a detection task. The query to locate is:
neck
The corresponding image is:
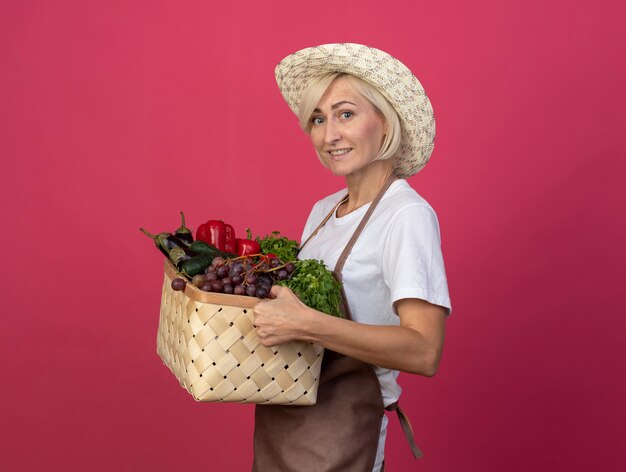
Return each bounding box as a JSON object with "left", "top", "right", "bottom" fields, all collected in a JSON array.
[{"left": 339, "top": 160, "right": 396, "bottom": 216}]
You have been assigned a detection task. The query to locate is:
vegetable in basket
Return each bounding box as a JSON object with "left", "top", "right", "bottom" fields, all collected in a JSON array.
[
  {"left": 196, "top": 219, "right": 227, "bottom": 250},
  {"left": 176, "top": 240, "right": 236, "bottom": 278},
  {"left": 140, "top": 228, "right": 194, "bottom": 266},
  {"left": 174, "top": 211, "right": 194, "bottom": 244},
  {"left": 237, "top": 228, "right": 262, "bottom": 256},
  {"left": 223, "top": 222, "right": 237, "bottom": 253},
  {"left": 141, "top": 215, "right": 343, "bottom": 317},
  {"left": 276, "top": 259, "right": 343, "bottom": 317},
  {"left": 255, "top": 231, "right": 300, "bottom": 262},
  {"left": 141, "top": 215, "right": 236, "bottom": 276}
]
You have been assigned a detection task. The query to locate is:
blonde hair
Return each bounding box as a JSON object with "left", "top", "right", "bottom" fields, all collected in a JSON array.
[{"left": 297, "top": 72, "right": 402, "bottom": 162}]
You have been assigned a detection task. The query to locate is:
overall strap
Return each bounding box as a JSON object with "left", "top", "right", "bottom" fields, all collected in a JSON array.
[
  {"left": 299, "top": 194, "right": 348, "bottom": 252},
  {"left": 332, "top": 174, "right": 396, "bottom": 320},
  {"left": 333, "top": 173, "right": 396, "bottom": 278}
]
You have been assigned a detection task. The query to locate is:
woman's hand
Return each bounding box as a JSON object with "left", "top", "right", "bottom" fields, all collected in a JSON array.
[{"left": 252, "top": 285, "right": 313, "bottom": 347}]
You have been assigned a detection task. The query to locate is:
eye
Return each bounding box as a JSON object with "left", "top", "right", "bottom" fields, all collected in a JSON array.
[
  {"left": 311, "top": 116, "right": 325, "bottom": 125},
  {"left": 340, "top": 111, "right": 353, "bottom": 120}
]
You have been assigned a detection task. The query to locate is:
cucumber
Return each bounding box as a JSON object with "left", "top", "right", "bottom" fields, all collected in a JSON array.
[
  {"left": 181, "top": 242, "right": 236, "bottom": 277},
  {"left": 189, "top": 240, "right": 235, "bottom": 258},
  {"left": 180, "top": 254, "right": 212, "bottom": 277}
]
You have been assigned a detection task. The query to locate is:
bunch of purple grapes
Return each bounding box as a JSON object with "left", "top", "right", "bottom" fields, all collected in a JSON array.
[{"left": 184, "top": 255, "right": 295, "bottom": 298}]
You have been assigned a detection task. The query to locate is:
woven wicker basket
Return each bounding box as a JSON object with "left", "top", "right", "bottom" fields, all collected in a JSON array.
[{"left": 156, "top": 260, "right": 324, "bottom": 405}]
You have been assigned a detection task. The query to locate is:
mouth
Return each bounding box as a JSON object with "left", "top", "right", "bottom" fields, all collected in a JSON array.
[{"left": 328, "top": 148, "right": 352, "bottom": 159}]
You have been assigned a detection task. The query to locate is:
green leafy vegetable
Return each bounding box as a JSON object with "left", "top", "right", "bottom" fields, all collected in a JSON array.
[
  {"left": 277, "top": 259, "right": 343, "bottom": 317},
  {"left": 255, "top": 231, "right": 300, "bottom": 262}
]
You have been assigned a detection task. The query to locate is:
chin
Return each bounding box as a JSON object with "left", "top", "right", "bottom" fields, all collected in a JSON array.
[
  {"left": 327, "top": 168, "right": 353, "bottom": 177},
  {"left": 323, "top": 161, "right": 354, "bottom": 176}
]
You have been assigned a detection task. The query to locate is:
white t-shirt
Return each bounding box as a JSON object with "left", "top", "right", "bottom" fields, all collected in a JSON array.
[{"left": 298, "top": 179, "right": 451, "bottom": 471}]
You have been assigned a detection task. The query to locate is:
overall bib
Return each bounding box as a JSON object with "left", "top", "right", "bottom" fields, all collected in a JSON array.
[{"left": 252, "top": 175, "right": 421, "bottom": 472}]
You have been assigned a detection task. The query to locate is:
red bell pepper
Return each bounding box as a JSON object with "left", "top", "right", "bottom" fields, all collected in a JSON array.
[
  {"left": 195, "top": 223, "right": 209, "bottom": 243},
  {"left": 224, "top": 223, "right": 237, "bottom": 254},
  {"left": 236, "top": 238, "right": 261, "bottom": 256},
  {"left": 196, "top": 220, "right": 227, "bottom": 251}
]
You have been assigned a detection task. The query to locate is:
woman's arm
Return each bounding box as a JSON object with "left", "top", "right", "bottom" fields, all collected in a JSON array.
[{"left": 252, "top": 286, "right": 447, "bottom": 376}]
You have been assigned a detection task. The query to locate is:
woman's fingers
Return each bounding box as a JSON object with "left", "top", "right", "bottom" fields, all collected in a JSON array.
[{"left": 268, "top": 284, "right": 288, "bottom": 298}]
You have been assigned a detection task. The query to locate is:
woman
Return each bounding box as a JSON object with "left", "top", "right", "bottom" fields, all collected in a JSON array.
[{"left": 252, "top": 43, "right": 451, "bottom": 472}]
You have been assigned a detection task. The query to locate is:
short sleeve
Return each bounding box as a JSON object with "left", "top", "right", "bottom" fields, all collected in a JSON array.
[{"left": 382, "top": 203, "right": 452, "bottom": 314}]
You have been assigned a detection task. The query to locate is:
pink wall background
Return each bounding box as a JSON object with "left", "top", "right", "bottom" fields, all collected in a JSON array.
[{"left": 1, "top": 1, "right": 624, "bottom": 470}]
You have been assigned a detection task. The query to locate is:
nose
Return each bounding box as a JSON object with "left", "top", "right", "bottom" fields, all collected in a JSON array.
[{"left": 324, "top": 119, "right": 341, "bottom": 145}]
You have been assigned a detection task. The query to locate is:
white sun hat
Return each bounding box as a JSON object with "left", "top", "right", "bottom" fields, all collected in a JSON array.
[{"left": 275, "top": 43, "right": 436, "bottom": 178}]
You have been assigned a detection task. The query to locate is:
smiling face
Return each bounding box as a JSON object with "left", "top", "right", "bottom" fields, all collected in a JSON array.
[{"left": 308, "top": 76, "right": 387, "bottom": 179}]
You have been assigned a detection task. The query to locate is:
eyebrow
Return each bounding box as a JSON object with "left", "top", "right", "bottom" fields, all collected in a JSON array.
[{"left": 313, "top": 100, "right": 357, "bottom": 113}]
